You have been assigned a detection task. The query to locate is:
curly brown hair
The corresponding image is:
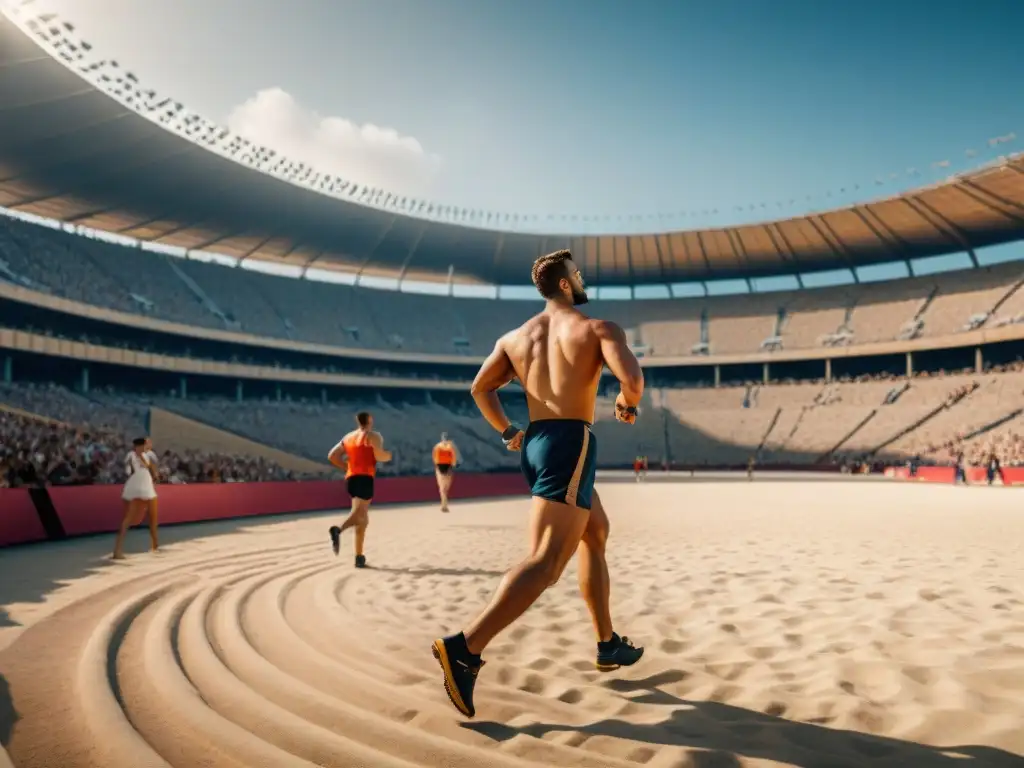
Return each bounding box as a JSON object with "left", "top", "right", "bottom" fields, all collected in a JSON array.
[{"left": 531, "top": 249, "right": 574, "bottom": 299}]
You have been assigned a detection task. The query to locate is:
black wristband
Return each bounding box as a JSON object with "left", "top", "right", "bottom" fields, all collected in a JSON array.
[
  {"left": 501, "top": 424, "right": 521, "bottom": 443},
  {"left": 618, "top": 404, "right": 638, "bottom": 415}
]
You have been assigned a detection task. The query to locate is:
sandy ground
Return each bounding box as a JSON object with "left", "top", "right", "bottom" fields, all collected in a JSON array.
[{"left": 1, "top": 476, "right": 1023, "bottom": 768}]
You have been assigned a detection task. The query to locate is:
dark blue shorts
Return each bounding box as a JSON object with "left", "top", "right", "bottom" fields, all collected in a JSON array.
[{"left": 520, "top": 419, "right": 597, "bottom": 510}]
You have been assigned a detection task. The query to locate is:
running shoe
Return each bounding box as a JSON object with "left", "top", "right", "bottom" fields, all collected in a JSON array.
[
  {"left": 329, "top": 525, "right": 341, "bottom": 556},
  {"left": 355, "top": 554, "right": 367, "bottom": 568},
  {"left": 431, "top": 633, "right": 484, "bottom": 717},
  {"left": 595, "top": 633, "right": 644, "bottom": 671}
]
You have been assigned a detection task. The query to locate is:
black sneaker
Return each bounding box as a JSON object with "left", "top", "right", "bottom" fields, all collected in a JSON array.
[
  {"left": 329, "top": 526, "right": 341, "bottom": 556},
  {"left": 431, "top": 633, "right": 484, "bottom": 718},
  {"left": 596, "top": 633, "right": 644, "bottom": 671},
  {"left": 355, "top": 554, "right": 367, "bottom": 568}
]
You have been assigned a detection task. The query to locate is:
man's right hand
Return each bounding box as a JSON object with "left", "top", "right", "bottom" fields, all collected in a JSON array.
[
  {"left": 501, "top": 424, "right": 525, "bottom": 451},
  {"left": 615, "top": 392, "right": 638, "bottom": 425}
]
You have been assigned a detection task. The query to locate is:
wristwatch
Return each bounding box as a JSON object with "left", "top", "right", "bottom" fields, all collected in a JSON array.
[{"left": 501, "top": 424, "right": 521, "bottom": 444}]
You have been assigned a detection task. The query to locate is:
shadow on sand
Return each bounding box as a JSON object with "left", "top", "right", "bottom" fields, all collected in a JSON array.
[
  {"left": 0, "top": 510, "right": 343, "bottom": 629},
  {"left": 367, "top": 565, "right": 506, "bottom": 579},
  {"left": 464, "top": 670, "right": 1024, "bottom": 768},
  {"left": 0, "top": 674, "right": 17, "bottom": 747}
]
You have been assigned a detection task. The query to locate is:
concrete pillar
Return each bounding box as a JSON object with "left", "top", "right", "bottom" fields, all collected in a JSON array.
[
  {"left": 905, "top": 352, "right": 913, "bottom": 378},
  {"left": 825, "top": 358, "right": 832, "bottom": 382},
  {"left": 80, "top": 366, "right": 89, "bottom": 394},
  {"left": 975, "top": 347, "right": 983, "bottom": 374},
  {"left": 714, "top": 365, "right": 721, "bottom": 388},
  {"left": 762, "top": 362, "right": 770, "bottom": 384},
  {"left": 179, "top": 376, "right": 188, "bottom": 399},
  {"left": 2, "top": 355, "right": 10, "bottom": 383},
  {"left": 236, "top": 380, "right": 244, "bottom": 402}
]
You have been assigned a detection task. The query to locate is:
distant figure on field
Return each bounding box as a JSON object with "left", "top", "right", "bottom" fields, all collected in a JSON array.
[{"left": 328, "top": 411, "right": 392, "bottom": 568}]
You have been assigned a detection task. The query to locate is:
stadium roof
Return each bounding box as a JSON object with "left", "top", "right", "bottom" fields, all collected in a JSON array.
[{"left": 2, "top": 10, "right": 1024, "bottom": 287}]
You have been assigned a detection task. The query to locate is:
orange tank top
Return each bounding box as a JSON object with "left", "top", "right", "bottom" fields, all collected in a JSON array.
[
  {"left": 343, "top": 431, "right": 377, "bottom": 478},
  {"left": 433, "top": 445, "right": 455, "bottom": 465}
]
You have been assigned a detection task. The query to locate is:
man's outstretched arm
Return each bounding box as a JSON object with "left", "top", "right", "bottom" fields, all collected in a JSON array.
[
  {"left": 470, "top": 338, "right": 517, "bottom": 434},
  {"left": 596, "top": 321, "right": 644, "bottom": 405}
]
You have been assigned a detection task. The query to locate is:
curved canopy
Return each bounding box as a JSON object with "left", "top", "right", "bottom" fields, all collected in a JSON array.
[{"left": 2, "top": 11, "right": 1024, "bottom": 287}]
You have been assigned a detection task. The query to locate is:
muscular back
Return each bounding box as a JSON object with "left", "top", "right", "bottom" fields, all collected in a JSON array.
[{"left": 503, "top": 308, "right": 605, "bottom": 423}]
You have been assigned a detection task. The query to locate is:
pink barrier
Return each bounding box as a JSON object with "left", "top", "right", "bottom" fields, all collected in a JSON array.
[
  {"left": 48, "top": 473, "right": 530, "bottom": 537},
  {"left": 0, "top": 488, "right": 48, "bottom": 546}
]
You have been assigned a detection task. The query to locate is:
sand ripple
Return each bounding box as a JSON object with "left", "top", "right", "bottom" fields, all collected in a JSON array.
[{"left": 2, "top": 480, "right": 1024, "bottom": 767}]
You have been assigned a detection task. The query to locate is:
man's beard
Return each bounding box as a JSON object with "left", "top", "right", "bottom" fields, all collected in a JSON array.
[{"left": 572, "top": 288, "right": 589, "bottom": 306}]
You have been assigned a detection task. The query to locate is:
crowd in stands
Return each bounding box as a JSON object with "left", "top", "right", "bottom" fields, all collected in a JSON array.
[
  {"left": 3, "top": 213, "right": 1024, "bottom": 358},
  {"left": 4, "top": 356, "right": 1024, "bottom": 488},
  {"left": 0, "top": 383, "right": 321, "bottom": 488}
]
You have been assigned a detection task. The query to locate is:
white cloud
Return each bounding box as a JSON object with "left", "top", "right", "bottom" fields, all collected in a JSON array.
[{"left": 225, "top": 87, "right": 441, "bottom": 197}]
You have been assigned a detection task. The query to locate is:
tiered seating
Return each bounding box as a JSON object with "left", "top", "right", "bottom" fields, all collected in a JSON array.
[
  {"left": 780, "top": 286, "right": 855, "bottom": 347},
  {"left": 785, "top": 406, "right": 875, "bottom": 459},
  {"left": 0, "top": 381, "right": 147, "bottom": 437},
  {"left": 848, "top": 278, "right": 933, "bottom": 342},
  {"left": 5, "top": 213, "right": 1024, "bottom": 358},
  {"left": 919, "top": 263, "right": 1024, "bottom": 337},
  {"left": 176, "top": 260, "right": 288, "bottom": 337},
  {"left": 708, "top": 295, "right": 780, "bottom": 354}
]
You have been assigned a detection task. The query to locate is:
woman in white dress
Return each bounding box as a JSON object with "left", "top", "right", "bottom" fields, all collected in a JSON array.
[{"left": 112, "top": 437, "right": 160, "bottom": 559}]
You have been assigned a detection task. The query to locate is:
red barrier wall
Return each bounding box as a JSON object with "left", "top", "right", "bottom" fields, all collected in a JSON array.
[
  {"left": 887, "top": 465, "right": 1024, "bottom": 485},
  {"left": 0, "top": 488, "right": 48, "bottom": 546},
  {"left": 48, "top": 473, "right": 530, "bottom": 537}
]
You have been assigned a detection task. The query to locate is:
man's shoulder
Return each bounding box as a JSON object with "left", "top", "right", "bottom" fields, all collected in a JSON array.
[{"left": 587, "top": 316, "right": 622, "bottom": 338}]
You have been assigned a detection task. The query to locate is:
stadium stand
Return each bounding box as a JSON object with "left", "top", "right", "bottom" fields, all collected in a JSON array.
[
  {"left": 6, "top": 352, "right": 1024, "bottom": 490},
  {"left": 3, "top": 4, "right": 1024, "bottom": 485},
  {"left": 5, "top": 213, "right": 1024, "bottom": 359}
]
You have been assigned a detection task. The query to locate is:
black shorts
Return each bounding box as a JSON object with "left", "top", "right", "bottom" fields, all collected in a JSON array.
[
  {"left": 435, "top": 464, "right": 452, "bottom": 475},
  {"left": 346, "top": 474, "right": 374, "bottom": 501}
]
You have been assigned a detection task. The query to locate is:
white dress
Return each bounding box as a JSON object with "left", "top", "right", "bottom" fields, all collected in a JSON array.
[{"left": 122, "top": 450, "right": 158, "bottom": 501}]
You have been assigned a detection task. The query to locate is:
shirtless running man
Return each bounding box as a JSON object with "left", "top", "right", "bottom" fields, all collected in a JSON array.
[
  {"left": 328, "top": 411, "right": 392, "bottom": 568},
  {"left": 433, "top": 432, "right": 459, "bottom": 512},
  {"left": 431, "top": 249, "right": 645, "bottom": 718}
]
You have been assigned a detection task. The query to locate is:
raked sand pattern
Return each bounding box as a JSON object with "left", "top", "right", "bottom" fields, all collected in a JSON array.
[{"left": 2, "top": 477, "right": 1024, "bottom": 768}]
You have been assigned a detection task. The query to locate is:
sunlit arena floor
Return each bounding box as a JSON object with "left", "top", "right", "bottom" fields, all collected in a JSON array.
[{"left": 2, "top": 474, "right": 1023, "bottom": 768}]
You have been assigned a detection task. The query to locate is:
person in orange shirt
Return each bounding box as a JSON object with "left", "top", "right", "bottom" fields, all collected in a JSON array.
[
  {"left": 432, "top": 432, "right": 459, "bottom": 512},
  {"left": 327, "top": 411, "right": 392, "bottom": 568}
]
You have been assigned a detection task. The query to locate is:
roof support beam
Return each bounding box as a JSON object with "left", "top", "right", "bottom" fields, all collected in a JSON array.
[
  {"left": 624, "top": 236, "right": 637, "bottom": 287},
  {"left": 850, "top": 205, "right": 913, "bottom": 263},
  {"left": 902, "top": 196, "right": 977, "bottom": 267},
  {"left": 725, "top": 228, "right": 753, "bottom": 274},
  {"left": 354, "top": 216, "right": 398, "bottom": 279},
  {"left": 489, "top": 233, "right": 506, "bottom": 286},
  {"left": 811, "top": 215, "right": 861, "bottom": 273},
  {"left": 299, "top": 250, "right": 325, "bottom": 277},
  {"left": 395, "top": 225, "right": 429, "bottom": 283},
  {"left": 958, "top": 180, "right": 1024, "bottom": 223},
  {"left": 188, "top": 229, "right": 257, "bottom": 253},
  {"left": 651, "top": 235, "right": 669, "bottom": 283},
  {"left": 694, "top": 231, "right": 713, "bottom": 274},
  {"left": 238, "top": 233, "right": 277, "bottom": 262},
  {"left": 767, "top": 223, "right": 808, "bottom": 276}
]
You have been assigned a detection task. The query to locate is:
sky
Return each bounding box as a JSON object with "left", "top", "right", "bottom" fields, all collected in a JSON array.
[{"left": 30, "top": 0, "right": 1024, "bottom": 237}]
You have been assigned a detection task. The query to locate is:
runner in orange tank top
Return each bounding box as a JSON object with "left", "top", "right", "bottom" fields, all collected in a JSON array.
[
  {"left": 432, "top": 432, "right": 459, "bottom": 512},
  {"left": 327, "top": 411, "right": 392, "bottom": 568}
]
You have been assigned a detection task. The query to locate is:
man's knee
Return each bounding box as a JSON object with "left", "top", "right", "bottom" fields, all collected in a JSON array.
[
  {"left": 582, "top": 511, "right": 609, "bottom": 549},
  {"left": 530, "top": 550, "right": 570, "bottom": 587}
]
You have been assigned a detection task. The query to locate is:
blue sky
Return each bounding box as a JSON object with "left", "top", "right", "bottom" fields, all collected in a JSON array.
[{"left": 39, "top": 0, "right": 1023, "bottom": 235}]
